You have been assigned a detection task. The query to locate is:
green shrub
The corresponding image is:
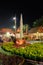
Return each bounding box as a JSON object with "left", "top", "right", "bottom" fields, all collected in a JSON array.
[{"left": 1, "top": 42, "right": 43, "bottom": 61}]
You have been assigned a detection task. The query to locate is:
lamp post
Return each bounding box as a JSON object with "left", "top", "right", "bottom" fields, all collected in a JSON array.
[{"left": 13, "top": 16, "right": 16, "bottom": 37}]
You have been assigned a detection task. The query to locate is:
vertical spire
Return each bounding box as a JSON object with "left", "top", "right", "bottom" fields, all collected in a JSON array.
[{"left": 20, "top": 13, "right": 23, "bottom": 39}]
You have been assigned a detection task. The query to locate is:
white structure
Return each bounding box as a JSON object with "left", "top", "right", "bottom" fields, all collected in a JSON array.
[
  {"left": 4, "top": 32, "right": 15, "bottom": 38},
  {"left": 16, "top": 33, "right": 20, "bottom": 38},
  {"left": 20, "top": 14, "right": 23, "bottom": 39}
]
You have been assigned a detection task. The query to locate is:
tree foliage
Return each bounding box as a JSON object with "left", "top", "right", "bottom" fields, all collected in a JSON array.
[{"left": 33, "top": 16, "right": 43, "bottom": 27}]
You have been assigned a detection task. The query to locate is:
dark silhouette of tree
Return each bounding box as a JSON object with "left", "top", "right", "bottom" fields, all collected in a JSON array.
[{"left": 33, "top": 16, "right": 43, "bottom": 27}]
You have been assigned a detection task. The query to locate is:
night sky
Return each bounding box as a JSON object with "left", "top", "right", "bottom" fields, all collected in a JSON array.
[{"left": 0, "top": 1, "right": 43, "bottom": 28}]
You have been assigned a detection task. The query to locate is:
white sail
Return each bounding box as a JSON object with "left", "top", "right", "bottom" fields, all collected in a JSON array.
[{"left": 20, "top": 14, "right": 23, "bottom": 39}]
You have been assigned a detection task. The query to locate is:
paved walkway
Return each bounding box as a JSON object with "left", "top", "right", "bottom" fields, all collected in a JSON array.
[{"left": 26, "top": 41, "right": 43, "bottom": 44}]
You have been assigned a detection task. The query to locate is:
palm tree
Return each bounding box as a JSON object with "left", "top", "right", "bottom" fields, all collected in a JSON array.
[{"left": 23, "top": 24, "right": 29, "bottom": 34}]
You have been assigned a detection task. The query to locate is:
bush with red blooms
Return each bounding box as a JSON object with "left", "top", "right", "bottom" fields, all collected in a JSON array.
[{"left": 16, "top": 38, "right": 26, "bottom": 45}]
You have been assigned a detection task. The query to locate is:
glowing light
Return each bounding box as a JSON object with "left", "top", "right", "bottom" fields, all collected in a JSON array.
[
  {"left": 4, "top": 32, "right": 11, "bottom": 38},
  {"left": 6, "top": 32, "right": 10, "bottom": 35},
  {"left": 13, "top": 26, "right": 16, "bottom": 29},
  {"left": 13, "top": 17, "right": 16, "bottom": 20}
]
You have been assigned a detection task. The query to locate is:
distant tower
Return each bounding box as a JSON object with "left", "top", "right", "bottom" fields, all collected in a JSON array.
[{"left": 20, "top": 13, "right": 23, "bottom": 39}]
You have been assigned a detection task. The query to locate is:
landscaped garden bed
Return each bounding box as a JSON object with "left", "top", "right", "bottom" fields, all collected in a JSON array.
[{"left": 0, "top": 42, "right": 43, "bottom": 65}]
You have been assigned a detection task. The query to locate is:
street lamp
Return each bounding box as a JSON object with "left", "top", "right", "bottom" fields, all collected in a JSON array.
[
  {"left": 13, "top": 26, "right": 16, "bottom": 29},
  {"left": 13, "top": 16, "right": 16, "bottom": 37}
]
